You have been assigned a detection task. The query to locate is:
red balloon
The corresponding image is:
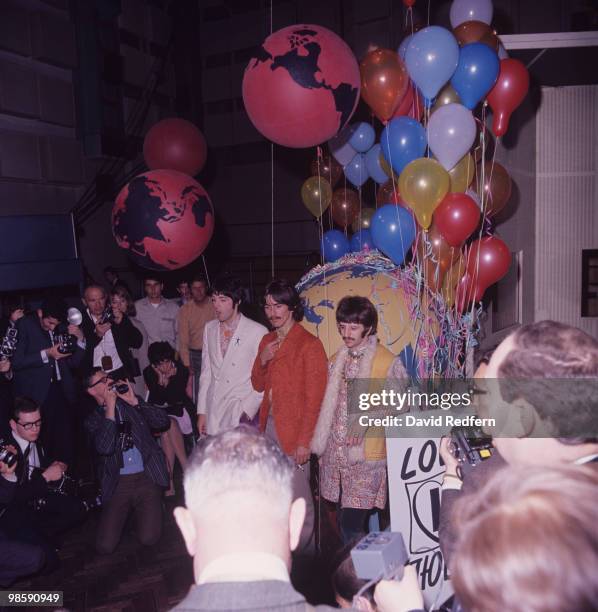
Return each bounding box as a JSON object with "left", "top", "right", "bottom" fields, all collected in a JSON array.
[
  {"left": 487, "top": 59, "right": 530, "bottom": 137},
  {"left": 112, "top": 170, "right": 214, "bottom": 271},
  {"left": 310, "top": 153, "right": 343, "bottom": 187},
  {"left": 392, "top": 82, "right": 424, "bottom": 121},
  {"left": 143, "top": 118, "right": 207, "bottom": 176},
  {"left": 434, "top": 192, "right": 480, "bottom": 247},
  {"left": 455, "top": 272, "right": 474, "bottom": 313},
  {"left": 331, "top": 187, "right": 360, "bottom": 228},
  {"left": 403, "top": 0, "right": 416, "bottom": 6},
  {"left": 242, "top": 25, "right": 360, "bottom": 148},
  {"left": 465, "top": 236, "right": 511, "bottom": 301}
]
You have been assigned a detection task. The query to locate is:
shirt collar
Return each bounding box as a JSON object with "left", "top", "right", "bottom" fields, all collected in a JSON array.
[
  {"left": 12, "top": 430, "right": 32, "bottom": 454},
  {"left": 197, "top": 552, "right": 289, "bottom": 585}
]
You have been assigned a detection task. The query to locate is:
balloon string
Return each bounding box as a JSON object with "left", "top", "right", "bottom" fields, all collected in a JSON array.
[
  {"left": 316, "top": 147, "right": 325, "bottom": 267},
  {"left": 201, "top": 255, "right": 211, "bottom": 287},
  {"left": 269, "top": 0, "right": 274, "bottom": 278}
]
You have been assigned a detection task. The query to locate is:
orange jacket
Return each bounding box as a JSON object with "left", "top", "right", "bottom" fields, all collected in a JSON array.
[{"left": 252, "top": 323, "right": 328, "bottom": 456}]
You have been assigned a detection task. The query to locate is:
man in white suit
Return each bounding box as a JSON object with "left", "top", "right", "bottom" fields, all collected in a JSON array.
[{"left": 197, "top": 277, "right": 267, "bottom": 436}]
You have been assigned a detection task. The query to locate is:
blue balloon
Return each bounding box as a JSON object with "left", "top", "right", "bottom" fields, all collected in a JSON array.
[
  {"left": 344, "top": 153, "right": 369, "bottom": 187},
  {"left": 348, "top": 122, "right": 376, "bottom": 153},
  {"left": 450, "top": 43, "right": 500, "bottom": 110},
  {"left": 364, "top": 144, "right": 389, "bottom": 184},
  {"left": 321, "top": 230, "right": 350, "bottom": 262},
  {"left": 398, "top": 34, "right": 412, "bottom": 61},
  {"left": 350, "top": 228, "right": 374, "bottom": 252},
  {"left": 405, "top": 26, "right": 459, "bottom": 100},
  {"left": 380, "top": 117, "right": 426, "bottom": 176},
  {"left": 370, "top": 204, "right": 416, "bottom": 265}
]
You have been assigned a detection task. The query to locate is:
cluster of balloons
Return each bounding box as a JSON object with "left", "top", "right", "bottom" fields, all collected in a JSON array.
[{"left": 111, "top": 118, "right": 214, "bottom": 271}]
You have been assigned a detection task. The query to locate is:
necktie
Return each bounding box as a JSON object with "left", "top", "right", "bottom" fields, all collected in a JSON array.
[{"left": 23, "top": 443, "right": 31, "bottom": 481}]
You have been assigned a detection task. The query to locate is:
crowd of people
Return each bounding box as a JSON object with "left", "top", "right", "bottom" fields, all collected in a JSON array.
[{"left": 0, "top": 269, "right": 596, "bottom": 612}]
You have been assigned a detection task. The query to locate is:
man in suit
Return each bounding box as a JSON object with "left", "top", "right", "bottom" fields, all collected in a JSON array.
[
  {"left": 12, "top": 298, "right": 85, "bottom": 465},
  {"left": 251, "top": 279, "right": 328, "bottom": 554},
  {"left": 439, "top": 320, "right": 598, "bottom": 564},
  {"left": 80, "top": 284, "right": 143, "bottom": 380},
  {"left": 1, "top": 397, "right": 86, "bottom": 572},
  {"left": 197, "top": 277, "right": 266, "bottom": 436},
  {"left": 172, "top": 427, "right": 340, "bottom": 612},
  {"left": 84, "top": 369, "right": 170, "bottom": 554}
]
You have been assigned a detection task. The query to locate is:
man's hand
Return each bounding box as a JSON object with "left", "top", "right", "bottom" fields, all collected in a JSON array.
[
  {"left": 439, "top": 436, "right": 460, "bottom": 476},
  {"left": 294, "top": 445, "right": 310, "bottom": 465},
  {"left": 68, "top": 324, "right": 84, "bottom": 341},
  {"left": 197, "top": 414, "right": 207, "bottom": 436},
  {"left": 114, "top": 380, "right": 138, "bottom": 407},
  {"left": 42, "top": 462, "right": 65, "bottom": 483},
  {"left": 373, "top": 566, "right": 424, "bottom": 612},
  {"left": 46, "top": 344, "right": 69, "bottom": 360},
  {"left": 260, "top": 340, "right": 279, "bottom": 367},
  {"left": 10, "top": 308, "right": 24, "bottom": 323},
  {"left": 0, "top": 359, "right": 11, "bottom": 373},
  {"left": 95, "top": 322, "right": 111, "bottom": 338}
]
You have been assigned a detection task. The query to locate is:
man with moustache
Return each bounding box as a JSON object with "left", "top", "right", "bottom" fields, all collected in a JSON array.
[
  {"left": 251, "top": 279, "right": 327, "bottom": 554},
  {"left": 311, "top": 296, "right": 408, "bottom": 543},
  {"left": 197, "top": 277, "right": 266, "bottom": 436}
]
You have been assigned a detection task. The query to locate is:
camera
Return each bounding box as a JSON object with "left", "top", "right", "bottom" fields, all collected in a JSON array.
[
  {"left": 0, "top": 326, "right": 18, "bottom": 361},
  {"left": 351, "top": 531, "right": 409, "bottom": 581},
  {"left": 98, "top": 308, "right": 115, "bottom": 325},
  {"left": 110, "top": 382, "right": 129, "bottom": 394},
  {"left": 0, "top": 440, "right": 17, "bottom": 468},
  {"left": 449, "top": 425, "right": 493, "bottom": 466},
  {"left": 117, "top": 420, "right": 134, "bottom": 452},
  {"left": 55, "top": 333, "right": 77, "bottom": 354}
]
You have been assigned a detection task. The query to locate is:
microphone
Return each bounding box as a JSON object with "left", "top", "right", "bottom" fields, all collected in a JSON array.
[{"left": 67, "top": 308, "right": 83, "bottom": 326}]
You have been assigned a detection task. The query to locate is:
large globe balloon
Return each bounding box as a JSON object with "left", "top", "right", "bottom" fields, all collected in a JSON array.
[
  {"left": 112, "top": 169, "right": 214, "bottom": 271},
  {"left": 242, "top": 24, "right": 360, "bottom": 148}
]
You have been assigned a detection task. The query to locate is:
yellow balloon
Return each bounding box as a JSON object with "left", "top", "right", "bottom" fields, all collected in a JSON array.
[
  {"left": 441, "top": 253, "right": 465, "bottom": 307},
  {"left": 351, "top": 206, "right": 376, "bottom": 233},
  {"left": 301, "top": 176, "right": 332, "bottom": 217},
  {"left": 448, "top": 153, "right": 475, "bottom": 193},
  {"left": 431, "top": 84, "right": 461, "bottom": 114},
  {"left": 399, "top": 158, "right": 450, "bottom": 229},
  {"left": 379, "top": 152, "right": 398, "bottom": 181}
]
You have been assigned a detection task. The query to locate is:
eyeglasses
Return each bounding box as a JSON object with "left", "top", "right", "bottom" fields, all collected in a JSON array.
[
  {"left": 88, "top": 376, "right": 109, "bottom": 389},
  {"left": 17, "top": 418, "right": 42, "bottom": 431}
]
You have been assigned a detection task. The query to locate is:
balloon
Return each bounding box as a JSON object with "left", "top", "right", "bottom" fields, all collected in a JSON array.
[
  {"left": 352, "top": 206, "right": 377, "bottom": 232},
  {"left": 310, "top": 154, "right": 343, "bottom": 187},
  {"left": 331, "top": 187, "right": 360, "bottom": 228},
  {"left": 301, "top": 176, "right": 333, "bottom": 217},
  {"left": 322, "top": 230, "right": 350, "bottom": 262},
  {"left": 471, "top": 117, "right": 495, "bottom": 162},
  {"left": 365, "top": 145, "right": 390, "bottom": 184},
  {"left": 143, "top": 118, "right": 207, "bottom": 176},
  {"left": 349, "top": 122, "right": 376, "bottom": 152},
  {"left": 393, "top": 82, "right": 424, "bottom": 120},
  {"left": 344, "top": 153, "right": 369, "bottom": 187},
  {"left": 399, "top": 158, "right": 450, "bottom": 229},
  {"left": 450, "top": 43, "right": 499, "bottom": 109},
  {"left": 403, "top": 0, "right": 416, "bottom": 7},
  {"left": 417, "top": 224, "right": 461, "bottom": 291},
  {"left": 433, "top": 192, "right": 480, "bottom": 246},
  {"left": 465, "top": 236, "right": 511, "bottom": 301},
  {"left": 441, "top": 253, "right": 466, "bottom": 306},
  {"left": 379, "top": 154, "right": 398, "bottom": 181},
  {"left": 371, "top": 204, "right": 417, "bottom": 265},
  {"left": 448, "top": 153, "right": 475, "bottom": 192},
  {"left": 350, "top": 228, "right": 374, "bottom": 252},
  {"left": 377, "top": 179, "right": 402, "bottom": 206},
  {"left": 487, "top": 58, "right": 530, "bottom": 137},
  {"left": 360, "top": 48, "right": 410, "bottom": 123},
  {"left": 431, "top": 84, "right": 461, "bottom": 113},
  {"left": 405, "top": 26, "right": 460, "bottom": 101},
  {"left": 427, "top": 103, "right": 476, "bottom": 171},
  {"left": 453, "top": 20, "right": 499, "bottom": 51},
  {"left": 449, "top": 0, "right": 493, "bottom": 28},
  {"left": 398, "top": 35, "right": 413, "bottom": 61},
  {"left": 475, "top": 161, "right": 512, "bottom": 216},
  {"left": 328, "top": 129, "right": 358, "bottom": 166},
  {"left": 242, "top": 25, "right": 360, "bottom": 148},
  {"left": 380, "top": 117, "right": 426, "bottom": 175}
]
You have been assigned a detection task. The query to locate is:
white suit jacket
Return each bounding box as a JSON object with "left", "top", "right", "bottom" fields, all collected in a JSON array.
[{"left": 197, "top": 314, "right": 267, "bottom": 435}]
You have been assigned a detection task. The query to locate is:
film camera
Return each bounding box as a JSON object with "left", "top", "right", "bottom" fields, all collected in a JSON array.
[
  {"left": 55, "top": 333, "right": 77, "bottom": 354},
  {"left": 109, "top": 381, "right": 130, "bottom": 394},
  {"left": 0, "top": 326, "right": 18, "bottom": 361},
  {"left": 0, "top": 439, "right": 18, "bottom": 468},
  {"left": 351, "top": 531, "right": 409, "bottom": 581},
  {"left": 98, "top": 307, "right": 115, "bottom": 325},
  {"left": 449, "top": 426, "right": 493, "bottom": 466}
]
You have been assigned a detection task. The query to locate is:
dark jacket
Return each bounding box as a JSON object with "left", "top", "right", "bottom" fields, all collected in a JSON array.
[
  {"left": 12, "top": 315, "right": 84, "bottom": 405},
  {"left": 143, "top": 360, "right": 192, "bottom": 417},
  {"left": 84, "top": 397, "right": 169, "bottom": 503},
  {"left": 80, "top": 310, "right": 143, "bottom": 378}
]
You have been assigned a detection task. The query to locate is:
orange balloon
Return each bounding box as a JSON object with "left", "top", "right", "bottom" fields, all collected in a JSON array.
[
  {"left": 330, "top": 187, "right": 360, "bottom": 228},
  {"left": 360, "top": 48, "right": 409, "bottom": 123},
  {"left": 417, "top": 225, "right": 461, "bottom": 292},
  {"left": 441, "top": 253, "right": 465, "bottom": 306},
  {"left": 475, "top": 161, "right": 512, "bottom": 216},
  {"left": 448, "top": 153, "right": 475, "bottom": 193},
  {"left": 453, "top": 21, "right": 500, "bottom": 51}
]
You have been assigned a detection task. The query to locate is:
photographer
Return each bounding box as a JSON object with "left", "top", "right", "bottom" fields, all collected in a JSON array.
[
  {"left": 84, "top": 369, "right": 169, "bottom": 554},
  {"left": 12, "top": 298, "right": 85, "bottom": 465},
  {"left": 0, "top": 445, "right": 45, "bottom": 585},
  {"left": 81, "top": 285, "right": 143, "bottom": 381},
  {"left": 1, "top": 397, "right": 86, "bottom": 573}
]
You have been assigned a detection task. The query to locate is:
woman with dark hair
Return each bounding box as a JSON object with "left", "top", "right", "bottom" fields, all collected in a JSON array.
[{"left": 143, "top": 342, "right": 191, "bottom": 496}]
